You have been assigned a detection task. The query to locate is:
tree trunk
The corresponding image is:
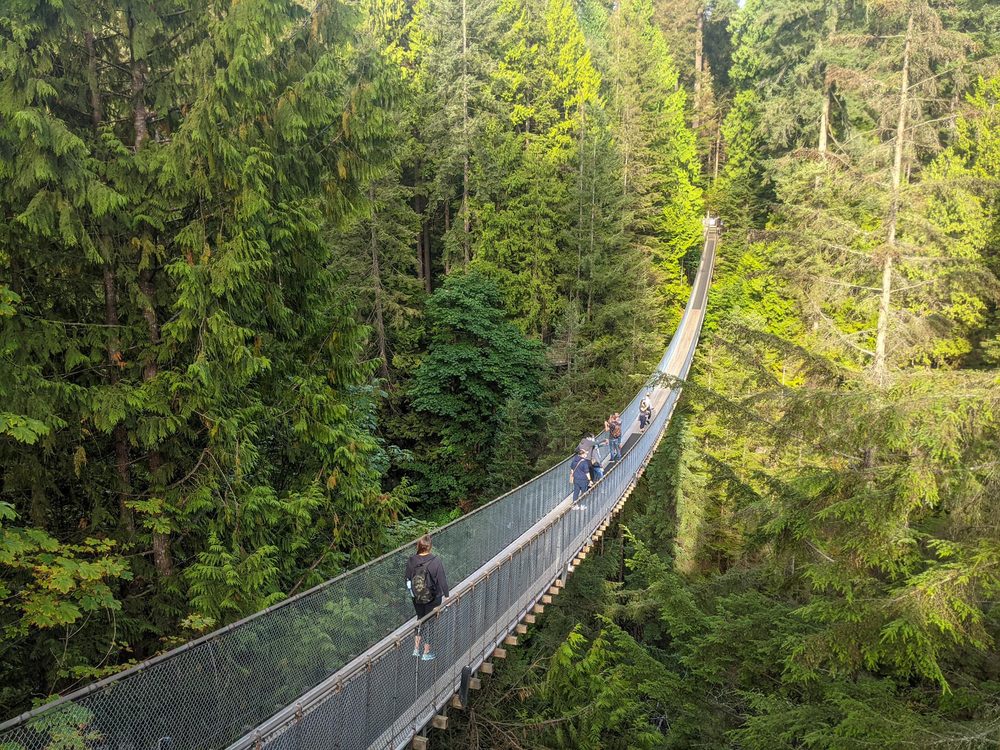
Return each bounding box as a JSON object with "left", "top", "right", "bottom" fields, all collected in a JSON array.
[
  {"left": 89, "top": 28, "right": 135, "bottom": 536},
  {"left": 128, "top": 7, "right": 148, "bottom": 151},
  {"left": 461, "top": 0, "right": 471, "bottom": 264},
  {"left": 693, "top": 6, "right": 704, "bottom": 134},
  {"left": 84, "top": 31, "right": 103, "bottom": 128},
  {"left": 137, "top": 269, "right": 172, "bottom": 578},
  {"left": 102, "top": 259, "right": 135, "bottom": 536},
  {"left": 713, "top": 124, "right": 721, "bottom": 181},
  {"left": 443, "top": 200, "right": 451, "bottom": 275},
  {"left": 819, "top": 11, "right": 837, "bottom": 159},
  {"left": 370, "top": 187, "right": 391, "bottom": 381},
  {"left": 818, "top": 85, "right": 831, "bottom": 156},
  {"left": 587, "top": 134, "right": 597, "bottom": 323},
  {"left": 576, "top": 104, "right": 586, "bottom": 298},
  {"left": 873, "top": 11, "right": 913, "bottom": 387},
  {"left": 414, "top": 167, "right": 425, "bottom": 285},
  {"left": 131, "top": 14, "right": 171, "bottom": 577},
  {"left": 423, "top": 216, "right": 432, "bottom": 292}
]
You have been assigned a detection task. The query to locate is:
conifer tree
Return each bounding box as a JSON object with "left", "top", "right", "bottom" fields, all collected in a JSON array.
[
  {"left": 1, "top": 0, "right": 404, "bottom": 712},
  {"left": 472, "top": 0, "right": 602, "bottom": 340},
  {"left": 608, "top": 0, "right": 704, "bottom": 332},
  {"left": 407, "top": 271, "right": 546, "bottom": 505},
  {"left": 409, "top": 0, "right": 504, "bottom": 270}
]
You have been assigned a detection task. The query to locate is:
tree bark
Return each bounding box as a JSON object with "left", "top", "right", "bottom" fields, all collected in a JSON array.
[
  {"left": 131, "top": 11, "right": 172, "bottom": 577},
  {"left": 443, "top": 200, "right": 451, "bottom": 275},
  {"left": 576, "top": 103, "right": 586, "bottom": 299},
  {"left": 713, "top": 124, "right": 721, "bottom": 181},
  {"left": 413, "top": 167, "right": 425, "bottom": 285},
  {"left": 819, "top": 10, "right": 837, "bottom": 159},
  {"left": 127, "top": 6, "right": 148, "bottom": 151},
  {"left": 422, "top": 215, "right": 432, "bottom": 292},
  {"left": 84, "top": 31, "right": 104, "bottom": 129},
  {"left": 587, "top": 134, "right": 597, "bottom": 323},
  {"left": 693, "top": 6, "right": 704, "bottom": 134},
  {"left": 873, "top": 11, "right": 913, "bottom": 387},
  {"left": 88, "top": 27, "right": 135, "bottom": 536},
  {"left": 137, "top": 269, "right": 173, "bottom": 577},
  {"left": 369, "top": 187, "right": 391, "bottom": 381},
  {"left": 819, "top": 86, "right": 831, "bottom": 156},
  {"left": 461, "top": 0, "right": 471, "bottom": 264}
]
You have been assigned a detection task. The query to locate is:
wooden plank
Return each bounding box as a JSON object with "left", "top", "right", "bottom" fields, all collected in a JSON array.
[
  {"left": 412, "top": 736, "right": 429, "bottom": 750},
  {"left": 524, "top": 614, "right": 536, "bottom": 624},
  {"left": 432, "top": 715, "right": 448, "bottom": 730},
  {"left": 547, "top": 586, "right": 560, "bottom": 596},
  {"left": 469, "top": 677, "right": 482, "bottom": 690},
  {"left": 480, "top": 661, "right": 494, "bottom": 674},
  {"left": 532, "top": 603, "right": 545, "bottom": 614},
  {"left": 504, "top": 635, "right": 518, "bottom": 647},
  {"left": 450, "top": 695, "right": 464, "bottom": 710},
  {"left": 493, "top": 647, "right": 507, "bottom": 659},
  {"left": 515, "top": 623, "right": 527, "bottom": 635},
  {"left": 542, "top": 595, "right": 552, "bottom": 604},
  {"left": 555, "top": 579, "right": 565, "bottom": 588}
]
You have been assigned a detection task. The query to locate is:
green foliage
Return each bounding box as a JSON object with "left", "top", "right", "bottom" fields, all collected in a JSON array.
[
  {"left": 537, "top": 618, "right": 672, "bottom": 749},
  {"left": 444, "top": 9, "right": 1000, "bottom": 748},
  {"left": 0, "top": 0, "right": 402, "bottom": 716},
  {"left": 608, "top": 0, "right": 703, "bottom": 327},
  {"left": 408, "top": 271, "right": 546, "bottom": 504}
]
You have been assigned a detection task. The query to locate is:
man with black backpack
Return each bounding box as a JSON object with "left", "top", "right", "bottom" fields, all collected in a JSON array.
[{"left": 406, "top": 534, "right": 450, "bottom": 661}]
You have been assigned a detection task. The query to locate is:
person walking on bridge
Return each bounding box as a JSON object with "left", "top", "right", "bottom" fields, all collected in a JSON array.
[
  {"left": 569, "top": 448, "right": 592, "bottom": 508},
  {"left": 639, "top": 393, "right": 653, "bottom": 430},
  {"left": 606, "top": 412, "right": 622, "bottom": 462},
  {"left": 406, "top": 535, "right": 449, "bottom": 661},
  {"left": 577, "top": 433, "right": 607, "bottom": 481}
]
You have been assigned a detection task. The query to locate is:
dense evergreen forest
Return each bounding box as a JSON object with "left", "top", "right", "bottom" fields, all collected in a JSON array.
[
  {"left": 441, "top": 1, "right": 1000, "bottom": 748},
  {"left": 1, "top": 0, "right": 999, "bottom": 745}
]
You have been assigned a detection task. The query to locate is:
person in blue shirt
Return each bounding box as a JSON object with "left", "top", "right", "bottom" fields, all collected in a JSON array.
[{"left": 569, "top": 448, "right": 592, "bottom": 508}]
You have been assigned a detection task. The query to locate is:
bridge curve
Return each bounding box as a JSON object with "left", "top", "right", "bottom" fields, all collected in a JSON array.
[{"left": 1, "top": 227, "right": 719, "bottom": 750}]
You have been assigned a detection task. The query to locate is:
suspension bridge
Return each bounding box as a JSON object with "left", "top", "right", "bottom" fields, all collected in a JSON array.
[{"left": 1, "top": 224, "right": 720, "bottom": 750}]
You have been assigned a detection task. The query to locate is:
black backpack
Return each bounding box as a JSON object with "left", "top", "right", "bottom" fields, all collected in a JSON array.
[{"left": 411, "top": 557, "right": 435, "bottom": 605}]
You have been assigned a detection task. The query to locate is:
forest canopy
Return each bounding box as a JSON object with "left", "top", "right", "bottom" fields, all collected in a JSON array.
[{"left": 2, "top": 0, "right": 1000, "bottom": 746}]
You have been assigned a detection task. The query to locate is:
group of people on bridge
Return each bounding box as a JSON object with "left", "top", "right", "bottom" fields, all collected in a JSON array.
[
  {"left": 568, "top": 395, "right": 653, "bottom": 508},
  {"left": 404, "top": 394, "right": 656, "bottom": 660}
]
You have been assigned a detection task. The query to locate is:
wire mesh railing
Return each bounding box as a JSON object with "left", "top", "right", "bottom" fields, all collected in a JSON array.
[
  {"left": 0, "top": 231, "right": 718, "bottom": 750},
  {"left": 233, "top": 229, "right": 718, "bottom": 750}
]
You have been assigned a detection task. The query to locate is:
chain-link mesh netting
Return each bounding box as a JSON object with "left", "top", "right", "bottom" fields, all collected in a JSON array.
[{"left": 1, "top": 235, "right": 717, "bottom": 750}]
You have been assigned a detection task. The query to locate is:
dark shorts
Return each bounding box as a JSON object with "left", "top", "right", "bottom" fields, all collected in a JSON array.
[{"left": 413, "top": 597, "right": 442, "bottom": 619}]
